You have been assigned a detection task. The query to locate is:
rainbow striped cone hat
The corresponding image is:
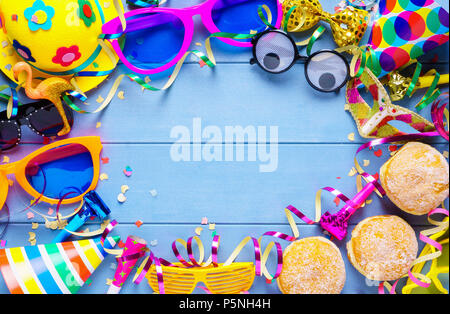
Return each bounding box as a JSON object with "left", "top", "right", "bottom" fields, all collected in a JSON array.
[{"left": 0, "top": 236, "right": 119, "bottom": 294}]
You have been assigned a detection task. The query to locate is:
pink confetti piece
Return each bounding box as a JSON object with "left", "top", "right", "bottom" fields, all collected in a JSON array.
[
  {"left": 101, "top": 157, "right": 110, "bottom": 164},
  {"left": 198, "top": 60, "right": 207, "bottom": 68},
  {"left": 0, "top": 240, "right": 7, "bottom": 249},
  {"left": 201, "top": 217, "right": 208, "bottom": 225},
  {"left": 135, "top": 220, "right": 143, "bottom": 228},
  {"left": 374, "top": 149, "right": 383, "bottom": 157},
  {"left": 26, "top": 212, "right": 34, "bottom": 219},
  {"left": 48, "top": 208, "right": 54, "bottom": 215}
]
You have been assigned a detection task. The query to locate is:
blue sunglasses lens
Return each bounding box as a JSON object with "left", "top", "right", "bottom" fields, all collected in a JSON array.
[
  {"left": 25, "top": 143, "right": 94, "bottom": 200},
  {"left": 211, "top": 0, "right": 279, "bottom": 40},
  {"left": 122, "top": 12, "right": 185, "bottom": 70}
]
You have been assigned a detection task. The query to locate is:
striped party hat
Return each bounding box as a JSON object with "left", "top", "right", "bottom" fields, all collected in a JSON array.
[{"left": 0, "top": 236, "right": 120, "bottom": 294}]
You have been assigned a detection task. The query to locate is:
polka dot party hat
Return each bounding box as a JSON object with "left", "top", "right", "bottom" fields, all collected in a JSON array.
[
  {"left": 368, "top": 0, "right": 449, "bottom": 78},
  {"left": 0, "top": 0, "right": 122, "bottom": 92}
]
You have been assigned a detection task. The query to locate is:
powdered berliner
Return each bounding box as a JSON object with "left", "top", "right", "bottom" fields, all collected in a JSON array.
[
  {"left": 380, "top": 142, "right": 449, "bottom": 215},
  {"left": 277, "top": 236, "right": 346, "bottom": 294},
  {"left": 347, "top": 215, "right": 418, "bottom": 281}
]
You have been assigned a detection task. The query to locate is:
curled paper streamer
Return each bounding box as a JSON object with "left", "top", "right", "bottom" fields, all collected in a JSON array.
[{"left": 107, "top": 235, "right": 147, "bottom": 294}]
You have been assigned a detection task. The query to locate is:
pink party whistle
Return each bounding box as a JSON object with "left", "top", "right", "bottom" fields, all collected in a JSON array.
[
  {"left": 319, "top": 181, "right": 376, "bottom": 241},
  {"left": 107, "top": 235, "right": 147, "bottom": 294}
]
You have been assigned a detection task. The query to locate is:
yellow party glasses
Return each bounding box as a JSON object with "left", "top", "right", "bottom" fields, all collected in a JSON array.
[
  {"left": 146, "top": 262, "right": 255, "bottom": 294},
  {"left": 0, "top": 136, "right": 102, "bottom": 210}
]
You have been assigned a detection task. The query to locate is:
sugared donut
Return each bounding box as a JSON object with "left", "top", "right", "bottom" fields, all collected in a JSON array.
[
  {"left": 380, "top": 142, "right": 449, "bottom": 215},
  {"left": 277, "top": 236, "right": 346, "bottom": 294},
  {"left": 347, "top": 215, "right": 418, "bottom": 281}
]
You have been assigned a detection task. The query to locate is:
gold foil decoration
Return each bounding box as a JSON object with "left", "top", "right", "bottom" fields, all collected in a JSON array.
[
  {"left": 385, "top": 71, "right": 450, "bottom": 101},
  {"left": 283, "top": 0, "right": 370, "bottom": 47}
]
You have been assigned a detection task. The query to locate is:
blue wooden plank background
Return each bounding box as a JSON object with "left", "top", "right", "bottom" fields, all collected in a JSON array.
[{"left": 0, "top": 0, "right": 449, "bottom": 294}]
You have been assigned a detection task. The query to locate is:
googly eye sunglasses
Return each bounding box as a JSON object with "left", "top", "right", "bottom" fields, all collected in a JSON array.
[{"left": 250, "top": 29, "right": 351, "bottom": 93}]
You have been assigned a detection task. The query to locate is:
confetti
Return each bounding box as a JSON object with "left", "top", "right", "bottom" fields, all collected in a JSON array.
[
  {"left": 31, "top": 222, "right": 39, "bottom": 230},
  {"left": 106, "top": 278, "right": 113, "bottom": 286},
  {"left": 96, "top": 122, "right": 101, "bottom": 128},
  {"left": 135, "top": 220, "right": 143, "bottom": 228},
  {"left": 388, "top": 145, "right": 398, "bottom": 152},
  {"left": 2, "top": 156, "right": 9, "bottom": 163},
  {"left": 48, "top": 208, "right": 54, "bottom": 215},
  {"left": 250, "top": 30, "right": 257, "bottom": 34},
  {"left": 347, "top": 132, "right": 355, "bottom": 141},
  {"left": 363, "top": 159, "right": 370, "bottom": 167},
  {"left": 0, "top": 240, "right": 6, "bottom": 249},
  {"left": 118, "top": 240, "right": 125, "bottom": 248},
  {"left": 199, "top": 60, "right": 207, "bottom": 68},
  {"left": 96, "top": 95, "right": 104, "bottom": 103},
  {"left": 100, "top": 173, "right": 109, "bottom": 181},
  {"left": 145, "top": 76, "right": 151, "bottom": 83},
  {"left": 117, "top": 193, "right": 127, "bottom": 203},
  {"left": 42, "top": 137, "right": 50, "bottom": 144},
  {"left": 101, "top": 157, "right": 110, "bottom": 164},
  {"left": 117, "top": 91, "right": 125, "bottom": 99},
  {"left": 150, "top": 239, "right": 158, "bottom": 247},
  {"left": 336, "top": 177, "right": 341, "bottom": 179},
  {"left": 123, "top": 166, "right": 132, "bottom": 177},
  {"left": 110, "top": 263, "right": 117, "bottom": 270},
  {"left": 149, "top": 189, "right": 157, "bottom": 197},
  {"left": 100, "top": 219, "right": 111, "bottom": 230},
  {"left": 195, "top": 42, "right": 202, "bottom": 46},
  {"left": 348, "top": 167, "right": 357, "bottom": 177},
  {"left": 26, "top": 212, "right": 34, "bottom": 219},
  {"left": 195, "top": 227, "right": 203, "bottom": 235},
  {"left": 28, "top": 232, "right": 36, "bottom": 246},
  {"left": 374, "top": 149, "right": 383, "bottom": 157},
  {"left": 443, "top": 151, "right": 448, "bottom": 159},
  {"left": 121, "top": 185, "right": 129, "bottom": 194},
  {"left": 366, "top": 199, "right": 373, "bottom": 204},
  {"left": 208, "top": 223, "right": 215, "bottom": 231},
  {"left": 334, "top": 197, "right": 340, "bottom": 207},
  {"left": 104, "top": 1, "right": 111, "bottom": 8},
  {"left": 201, "top": 217, "right": 208, "bottom": 225}
]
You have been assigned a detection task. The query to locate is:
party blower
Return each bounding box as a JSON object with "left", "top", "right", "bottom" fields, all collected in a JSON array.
[
  {"left": 319, "top": 180, "right": 377, "bottom": 241},
  {"left": 53, "top": 191, "right": 111, "bottom": 243},
  {"left": 107, "top": 236, "right": 147, "bottom": 294}
]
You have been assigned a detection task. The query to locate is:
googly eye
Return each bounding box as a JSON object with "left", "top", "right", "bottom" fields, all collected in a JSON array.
[
  {"left": 253, "top": 30, "right": 297, "bottom": 73},
  {"left": 305, "top": 51, "right": 349, "bottom": 92}
]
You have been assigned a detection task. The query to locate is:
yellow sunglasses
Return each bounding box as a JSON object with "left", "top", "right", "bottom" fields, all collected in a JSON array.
[
  {"left": 0, "top": 136, "right": 102, "bottom": 210},
  {"left": 146, "top": 262, "right": 255, "bottom": 294}
]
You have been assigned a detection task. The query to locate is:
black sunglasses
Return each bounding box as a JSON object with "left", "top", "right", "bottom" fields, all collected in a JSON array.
[
  {"left": 250, "top": 29, "right": 350, "bottom": 93},
  {"left": 0, "top": 95, "right": 74, "bottom": 152}
]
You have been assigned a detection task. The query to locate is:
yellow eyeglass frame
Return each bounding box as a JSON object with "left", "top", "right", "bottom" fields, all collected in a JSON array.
[
  {"left": 146, "top": 262, "right": 255, "bottom": 294},
  {"left": 0, "top": 136, "right": 102, "bottom": 210}
]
